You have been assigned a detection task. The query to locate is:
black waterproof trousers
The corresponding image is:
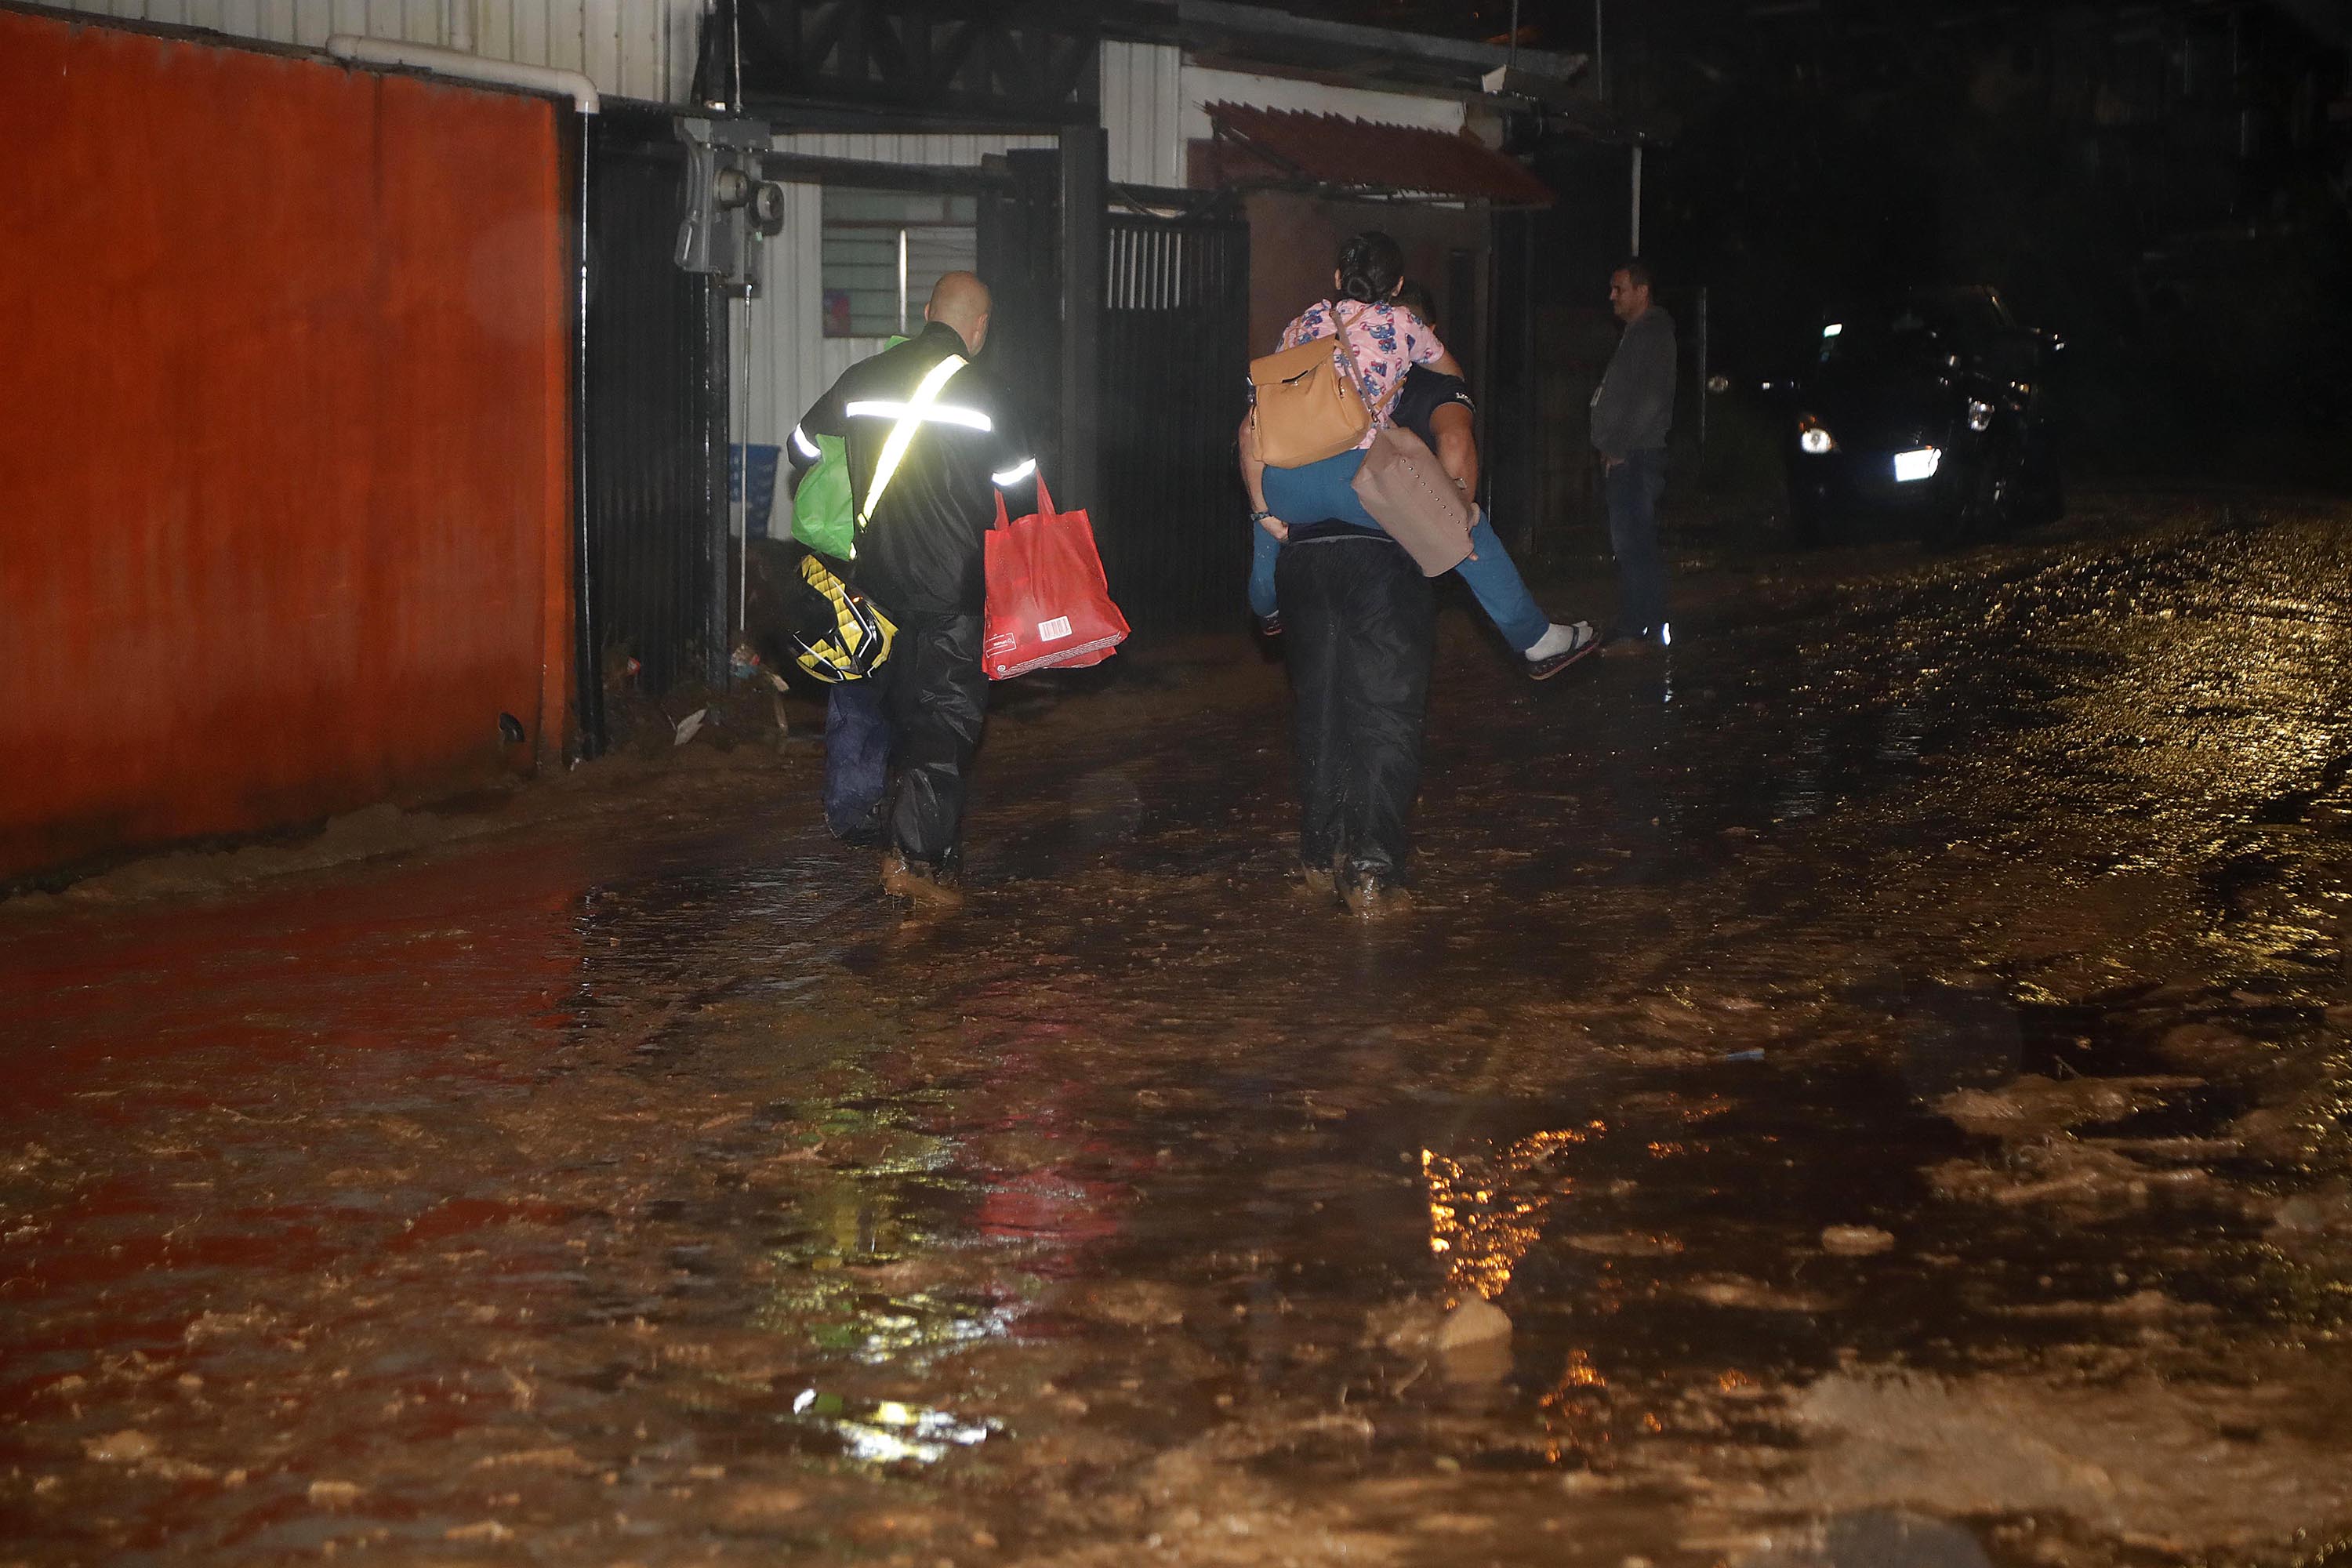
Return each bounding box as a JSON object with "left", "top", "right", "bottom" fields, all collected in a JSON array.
[
  {"left": 882, "top": 611, "right": 988, "bottom": 872},
  {"left": 1276, "top": 535, "right": 1436, "bottom": 880}
]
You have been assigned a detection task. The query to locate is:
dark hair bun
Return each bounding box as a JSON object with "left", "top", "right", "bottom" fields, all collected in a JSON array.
[{"left": 1336, "top": 230, "right": 1405, "bottom": 304}]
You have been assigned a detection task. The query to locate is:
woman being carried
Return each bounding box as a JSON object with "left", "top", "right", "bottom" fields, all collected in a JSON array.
[{"left": 1240, "top": 234, "right": 1593, "bottom": 679}]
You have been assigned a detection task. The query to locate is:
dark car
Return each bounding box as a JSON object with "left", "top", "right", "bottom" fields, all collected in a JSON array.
[{"left": 1781, "top": 286, "right": 2063, "bottom": 546}]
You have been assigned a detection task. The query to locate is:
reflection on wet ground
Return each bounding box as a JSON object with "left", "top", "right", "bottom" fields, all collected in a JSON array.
[{"left": 4, "top": 495, "right": 2352, "bottom": 1564}]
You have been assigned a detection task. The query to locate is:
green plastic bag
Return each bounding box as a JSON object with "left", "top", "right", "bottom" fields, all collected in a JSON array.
[
  {"left": 789, "top": 336, "right": 904, "bottom": 564},
  {"left": 790, "top": 433, "right": 857, "bottom": 562}
]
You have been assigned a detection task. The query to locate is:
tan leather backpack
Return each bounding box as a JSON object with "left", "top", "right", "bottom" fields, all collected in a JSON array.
[{"left": 1248, "top": 303, "right": 1373, "bottom": 467}]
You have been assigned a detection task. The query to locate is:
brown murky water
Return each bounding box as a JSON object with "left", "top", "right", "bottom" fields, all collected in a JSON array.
[{"left": 5, "top": 495, "right": 2352, "bottom": 1566}]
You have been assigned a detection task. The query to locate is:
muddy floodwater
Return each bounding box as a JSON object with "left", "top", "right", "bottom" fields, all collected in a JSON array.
[{"left": 5, "top": 496, "right": 2352, "bottom": 1566}]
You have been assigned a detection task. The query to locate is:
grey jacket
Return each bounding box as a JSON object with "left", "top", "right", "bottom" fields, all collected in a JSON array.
[{"left": 1590, "top": 305, "right": 1677, "bottom": 459}]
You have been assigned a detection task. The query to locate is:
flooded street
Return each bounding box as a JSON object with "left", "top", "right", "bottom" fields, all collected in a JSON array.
[{"left": 6, "top": 495, "right": 2352, "bottom": 1566}]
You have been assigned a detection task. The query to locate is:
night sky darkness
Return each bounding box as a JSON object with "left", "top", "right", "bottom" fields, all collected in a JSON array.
[{"left": 1272, "top": 0, "right": 2352, "bottom": 480}]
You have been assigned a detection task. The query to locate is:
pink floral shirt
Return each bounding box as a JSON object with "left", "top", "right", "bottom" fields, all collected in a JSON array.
[{"left": 1279, "top": 299, "right": 1448, "bottom": 451}]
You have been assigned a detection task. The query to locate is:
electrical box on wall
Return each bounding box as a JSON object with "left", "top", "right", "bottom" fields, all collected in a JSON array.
[{"left": 676, "top": 117, "right": 782, "bottom": 296}]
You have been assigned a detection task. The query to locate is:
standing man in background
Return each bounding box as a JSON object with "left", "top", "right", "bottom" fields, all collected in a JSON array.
[{"left": 1590, "top": 260, "right": 1677, "bottom": 656}]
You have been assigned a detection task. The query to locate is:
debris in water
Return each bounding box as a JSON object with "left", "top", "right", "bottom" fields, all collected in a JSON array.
[
  {"left": 1435, "top": 1296, "right": 1512, "bottom": 1352},
  {"left": 1938, "top": 1075, "right": 2201, "bottom": 1138},
  {"left": 1820, "top": 1225, "right": 1896, "bottom": 1256},
  {"left": 82, "top": 1430, "right": 154, "bottom": 1464}
]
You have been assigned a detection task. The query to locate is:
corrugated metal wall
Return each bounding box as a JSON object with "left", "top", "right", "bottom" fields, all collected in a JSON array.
[
  {"left": 1102, "top": 39, "right": 1183, "bottom": 188},
  {"left": 736, "top": 130, "right": 1054, "bottom": 540},
  {"left": 1, "top": 9, "right": 572, "bottom": 880},
  {"left": 43, "top": 0, "right": 704, "bottom": 102}
]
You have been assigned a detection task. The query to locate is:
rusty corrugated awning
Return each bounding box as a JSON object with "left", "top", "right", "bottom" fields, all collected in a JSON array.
[{"left": 1203, "top": 102, "right": 1553, "bottom": 207}]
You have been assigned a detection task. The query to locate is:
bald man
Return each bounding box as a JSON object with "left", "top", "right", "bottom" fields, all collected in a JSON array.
[{"left": 787, "top": 272, "right": 1039, "bottom": 904}]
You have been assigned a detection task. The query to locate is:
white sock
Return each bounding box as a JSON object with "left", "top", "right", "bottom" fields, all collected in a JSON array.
[{"left": 1523, "top": 622, "right": 1583, "bottom": 661}]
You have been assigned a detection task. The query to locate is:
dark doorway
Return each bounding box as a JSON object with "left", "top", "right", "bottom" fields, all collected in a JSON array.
[
  {"left": 583, "top": 107, "right": 729, "bottom": 750},
  {"left": 1096, "top": 209, "right": 1252, "bottom": 630}
]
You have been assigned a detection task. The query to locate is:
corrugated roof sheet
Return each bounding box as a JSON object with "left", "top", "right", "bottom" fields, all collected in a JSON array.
[{"left": 1202, "top": 103, "right": 1553, "bottom": 206}]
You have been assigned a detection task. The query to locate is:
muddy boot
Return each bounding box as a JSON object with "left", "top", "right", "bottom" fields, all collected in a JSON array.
[
  {"left": 1340, "top": 866, "right": 1411, "bottom": 919},
  {"left": 1293, "top": 857, "right": 1339, "bottom": 902},
  {"left": 880, "top": 848, "right": 965, "bottom": 910}
]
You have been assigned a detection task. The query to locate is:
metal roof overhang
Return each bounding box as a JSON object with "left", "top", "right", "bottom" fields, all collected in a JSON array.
[
  {"left": 1105, "top": 0, "right": 1586, "bottom": 100},
  {"left": 1202, "top": 102, "right": 1555, "bottom": 208}
]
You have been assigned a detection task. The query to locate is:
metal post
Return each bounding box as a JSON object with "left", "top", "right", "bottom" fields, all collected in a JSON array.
[
  {"left": 1518, "top": 212, "right": 1537, "bottom": 555},
  {"left": 571, "top": 114, "right": 604, "bottom": 760},
  {"left": 896, "top": 227, "right": 909, "bottom": 336},
  {"left": 1630, "top": 142, "right": 1643, "bottom": 257},
  {"left": 1058, "top": 124, "right": 1105, "bottom": 514},
  {"left": 1696, "top": 285, "right": 1709, "bottom": 448},
  {"left": 1594, "top": 0, "right": 1605, "bottom": 103},
  {"left": 694, "top": 250, "right": 731, "bottom": 692},
  {"left": 733, "top": 292, "right": 748, "bottom": 639}
]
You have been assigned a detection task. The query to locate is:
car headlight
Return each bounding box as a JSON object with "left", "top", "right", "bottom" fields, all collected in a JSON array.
[
  {"left": 1797, "top": 417, "right": 1836, "bottom": 456},
  {"left": 1967, "top": 398, "right": 1993, "bottom": 433}
]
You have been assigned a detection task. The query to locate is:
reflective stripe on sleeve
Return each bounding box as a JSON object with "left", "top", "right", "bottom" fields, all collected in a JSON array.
[
  {"left": 790, "top": 424, "right": 820, "bottom": 459},
  {"left": 989, "top": 457, "right": 1036, "bottom": 487}
]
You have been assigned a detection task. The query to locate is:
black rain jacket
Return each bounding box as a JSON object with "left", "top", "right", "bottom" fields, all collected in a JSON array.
[{"left": 789, "top": 322, "right": 1040, "bottom": 620}]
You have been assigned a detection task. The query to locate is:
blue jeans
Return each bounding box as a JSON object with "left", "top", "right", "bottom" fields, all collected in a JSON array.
[
  {"left": 1456, "top": 510, "right": 1548, "bottom": 652},
  {"left": 1605, "top": 448, "right": 1668, "bottom": 633},
  {"left": 1251, "top": 456, "right": 1547, "bottom": 650},
  {"left": 822, "top": 680, "right": 891, "bottom": 843},
  {"left": 1252, "top": 449, "right": 1383, "bottom": 617}
]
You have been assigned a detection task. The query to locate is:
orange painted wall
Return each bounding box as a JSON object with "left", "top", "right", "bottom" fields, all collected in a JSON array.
[{"left": 0, "top": 12, "right": 572, "bottom": 881}]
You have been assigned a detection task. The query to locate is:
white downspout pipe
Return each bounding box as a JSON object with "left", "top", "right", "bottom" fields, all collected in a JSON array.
[{"left": 325, "top": 35, "right": 600, "bottom": 114}]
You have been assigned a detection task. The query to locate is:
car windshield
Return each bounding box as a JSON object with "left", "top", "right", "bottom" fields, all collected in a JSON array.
[
  {"left": 1816, "top": 291, "right": 2013, "bottom": 369},
  {"left": 1817, "top": 306, "right": 1951, "bottom": 369}
]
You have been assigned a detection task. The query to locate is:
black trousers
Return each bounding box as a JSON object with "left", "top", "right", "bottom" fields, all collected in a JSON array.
[
  {"left": 1276, "top": 536, "right": 1436, "bottom": 880},
  {"left": 882, "top": 611, "right": 987, "bottom": 871}
]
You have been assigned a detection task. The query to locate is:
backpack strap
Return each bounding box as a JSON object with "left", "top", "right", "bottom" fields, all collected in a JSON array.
[
  {"left": 858, "top": 353, "right": 968, "bottom": 529},
  {"left": 1326, "top": 301, "right": 1406, "bottom": 423}
]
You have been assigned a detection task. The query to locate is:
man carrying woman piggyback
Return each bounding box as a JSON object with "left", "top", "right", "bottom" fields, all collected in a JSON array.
[{"left": 1236, "top": 232, "right": 1589, "bottom": 916}]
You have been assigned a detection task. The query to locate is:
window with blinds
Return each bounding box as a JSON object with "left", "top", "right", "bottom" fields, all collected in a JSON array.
[{"left": 819, "top": 189, "right": 978, "bottom": 339}]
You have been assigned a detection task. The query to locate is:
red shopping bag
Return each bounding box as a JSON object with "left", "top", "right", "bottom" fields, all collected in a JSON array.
[{"left": 982, "top": 478, "right": 1129, "bottom": 680}]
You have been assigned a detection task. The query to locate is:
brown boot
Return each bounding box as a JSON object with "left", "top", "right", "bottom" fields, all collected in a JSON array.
[{"left": 880, "top": 848, "right": 966, "bottom": 910}]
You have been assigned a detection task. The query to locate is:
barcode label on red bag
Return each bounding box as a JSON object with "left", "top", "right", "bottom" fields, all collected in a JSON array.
[{"left": 1036, "top": 615, "right": 1072, "bottom": 642}]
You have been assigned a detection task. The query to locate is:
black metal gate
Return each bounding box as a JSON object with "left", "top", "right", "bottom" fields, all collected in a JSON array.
[
  {"left": 581, "top": 106, "right": 728, "bottom": 752},
  {"left": 975, "top": 149, "right": 1064, "bottom": 488},
  {"left": 1096, "top": 209, "right": 1250, "bottom": 630}
]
